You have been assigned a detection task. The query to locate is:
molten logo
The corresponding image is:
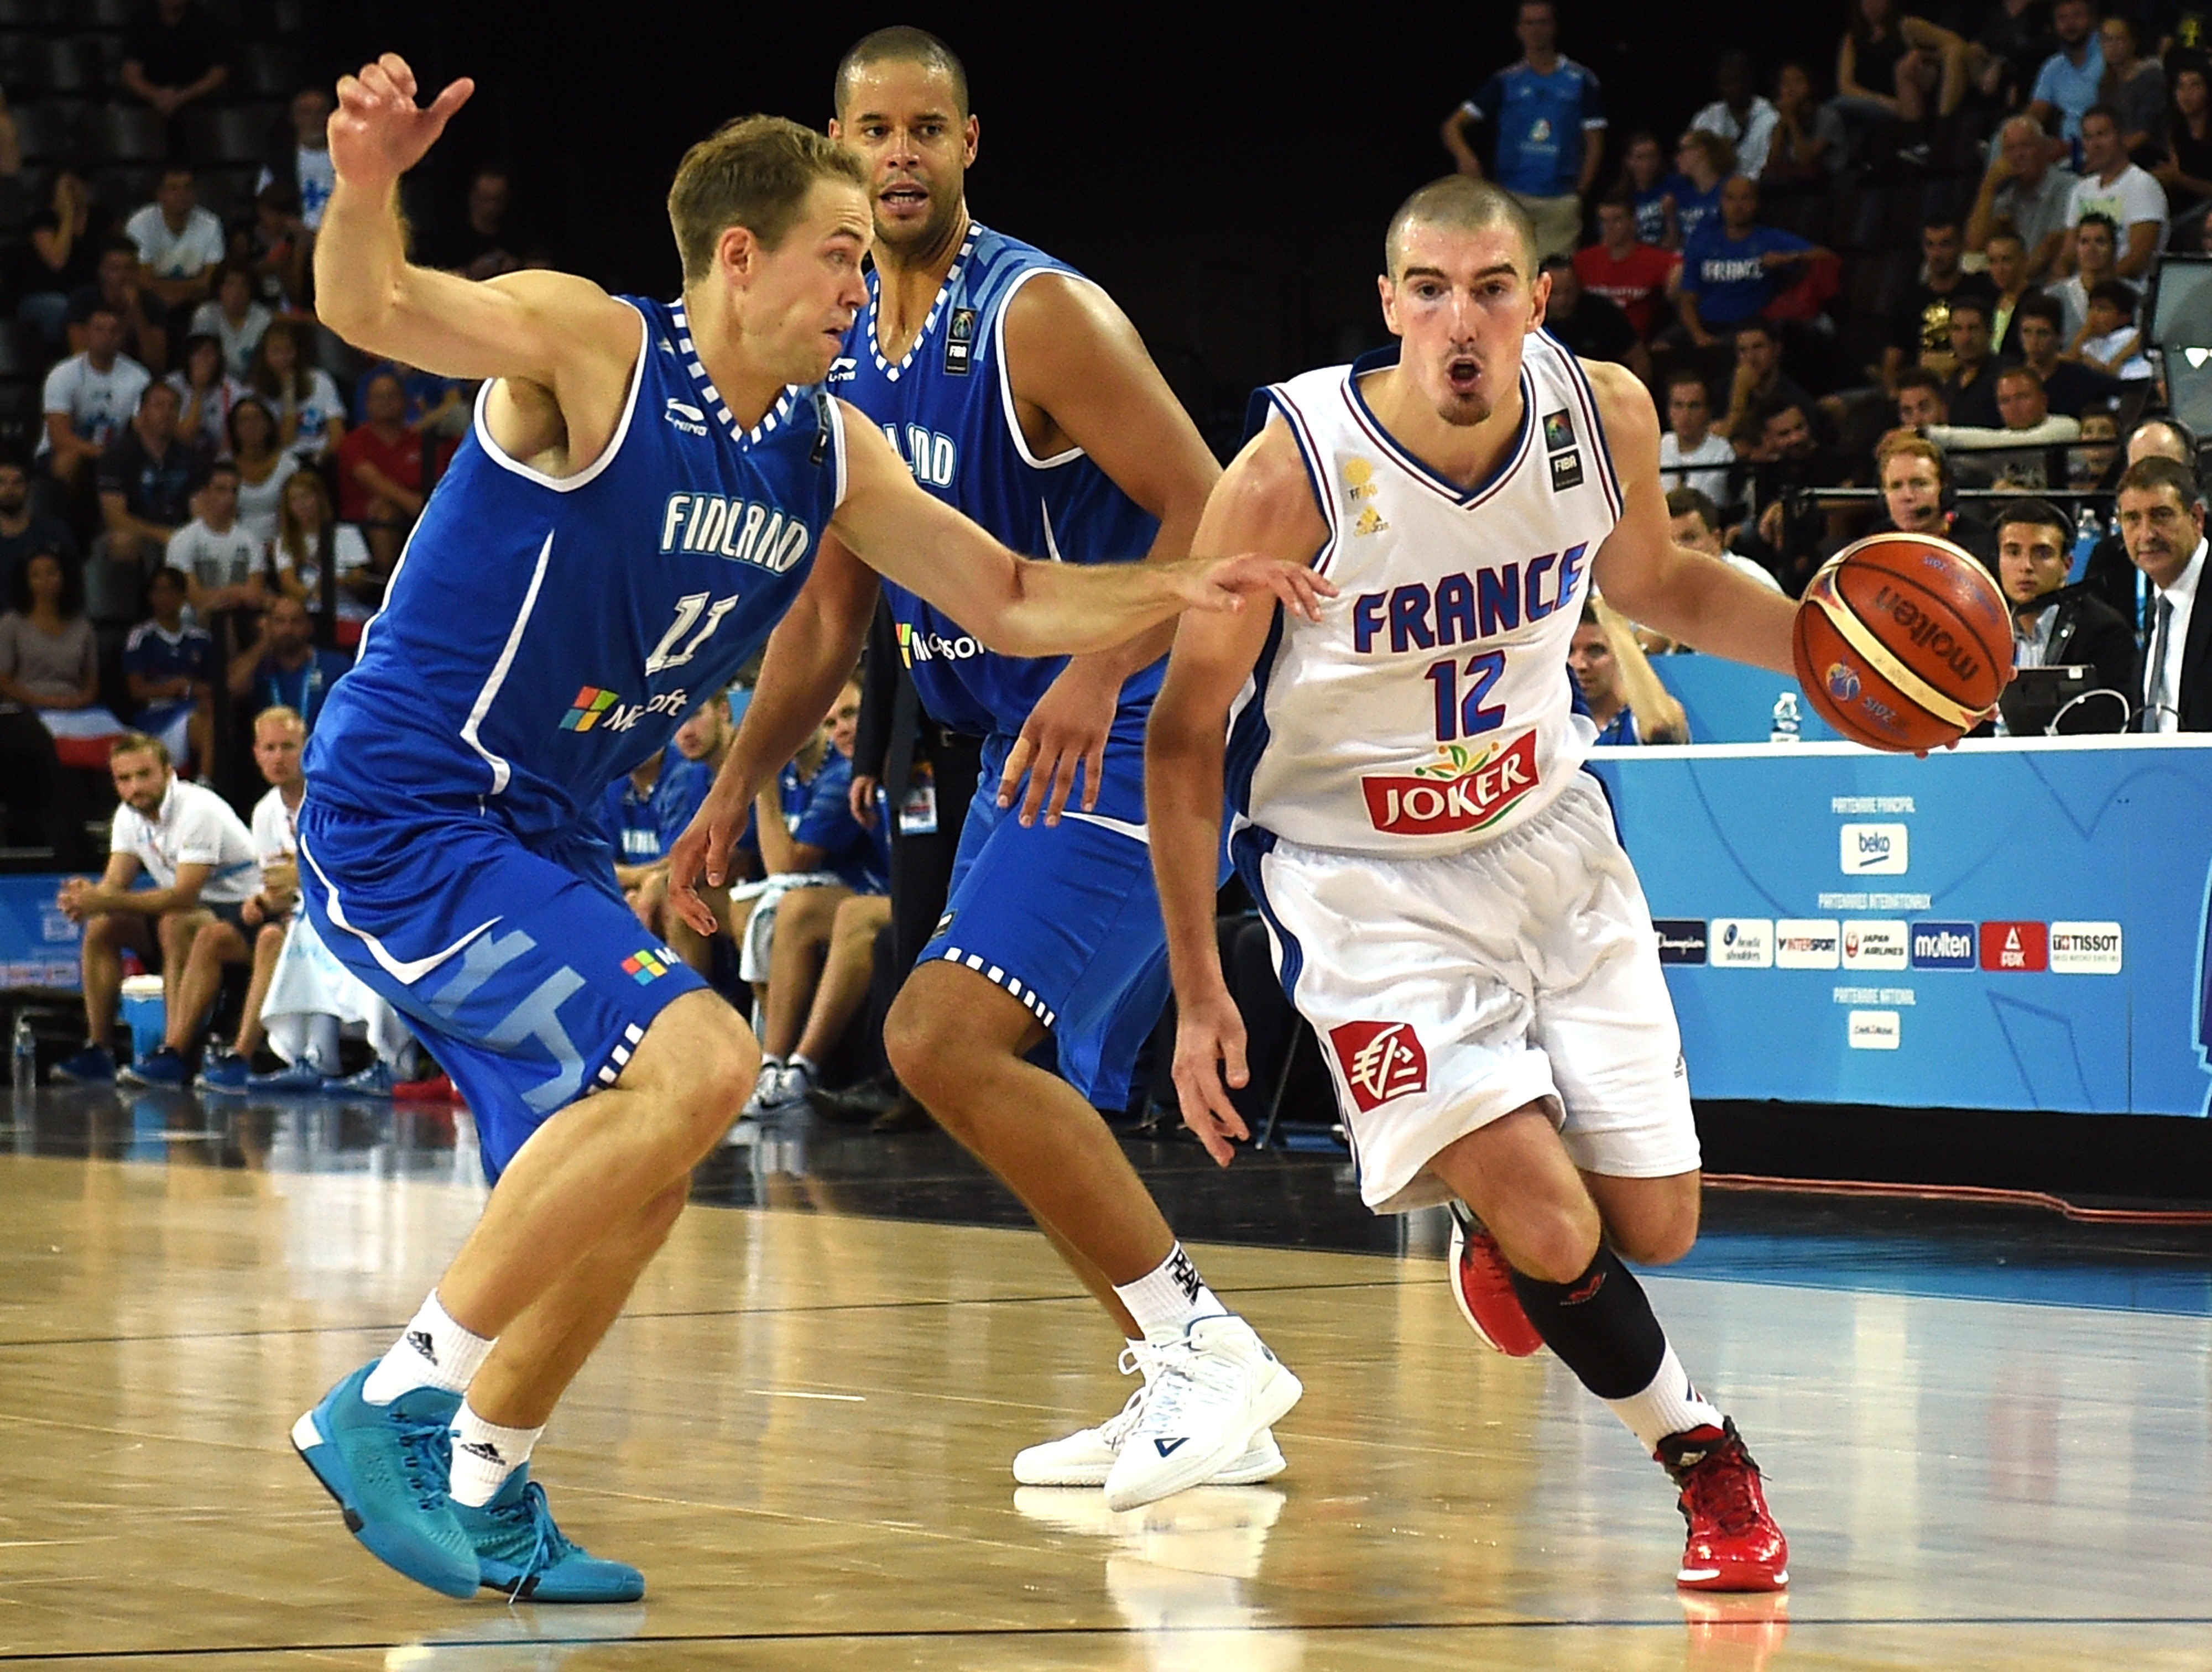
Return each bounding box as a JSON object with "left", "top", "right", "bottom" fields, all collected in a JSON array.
[
  {"left": 1871, "top": 585, "right": 1985, "bottom": 686},
  {"left": 1326, "top": 1020, "right": 1428, "bottom": 1112},
  {"left": 1361, "top": 732, "right": 1541, "bottom": 837}
]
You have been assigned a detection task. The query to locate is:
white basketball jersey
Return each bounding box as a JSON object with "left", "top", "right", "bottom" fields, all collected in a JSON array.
[{"left": 1229, "top": 335, "right": 1623, "bottom": 859}]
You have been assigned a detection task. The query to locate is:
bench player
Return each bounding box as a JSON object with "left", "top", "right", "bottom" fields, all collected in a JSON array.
[
  {"left": 289, "top": 55, "right": 1325, "bottom": 1603},
  {"left": 1146, "top": 175, "right": 1795, "bottom": 1591}
]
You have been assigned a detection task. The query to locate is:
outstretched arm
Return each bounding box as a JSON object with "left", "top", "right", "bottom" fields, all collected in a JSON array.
[
  {"left": 1582, "top": 360, "right": 1797, "bottom": 673},
  {"left": 314, "top": 54, "right": 639, "bottom": 472},
  {"left": 827, "top": 409, "right": 1331, "bottom": 662},
  {"left": 1146, "top": 422, "right": 1329, "bottom": 1167},
  {"left": 992, "top": 271, "right": 1223, "bottom": 825},
  {"left": 664, "top": 537, "right": 878, "bottom": 929}
]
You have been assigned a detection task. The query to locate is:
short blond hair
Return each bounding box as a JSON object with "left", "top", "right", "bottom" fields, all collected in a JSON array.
[
  {"left": 666, "top": 115, "right": 869, "bottom": 284},
  {"left": 1878, "top": 433, "right": 1948, "bottom": 488},
  {"left": 254, "top": 704, "right": 304, "bottom": 736}
]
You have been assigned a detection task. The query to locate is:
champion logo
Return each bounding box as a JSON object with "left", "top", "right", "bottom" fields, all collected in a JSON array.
[
  {"left": 455, "top": 1439, "right": 506, "bottom": 1464},
  {"left": 1154, "top": 1437, "right": 1189, "bottom": 1456},
  {"left": 405, "top": 1329, "right": 438, "bottom": 1365}
]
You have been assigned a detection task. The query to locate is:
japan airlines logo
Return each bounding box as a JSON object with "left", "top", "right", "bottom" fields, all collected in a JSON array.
[
  {"left": 1326, "top": 1021, "right": 1428, "bottom": 1112},
  {"left": 663, "top": 398, "right": 708, "bottom": 436}
]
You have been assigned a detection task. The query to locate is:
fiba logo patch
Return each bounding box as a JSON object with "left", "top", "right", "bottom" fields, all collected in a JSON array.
[
  {"left": 1826, "top": 662, "right": 1861, "bottom": 703},
  {"left": 1326, "top": 1020, "right": 1428, "bottom": 1112}
]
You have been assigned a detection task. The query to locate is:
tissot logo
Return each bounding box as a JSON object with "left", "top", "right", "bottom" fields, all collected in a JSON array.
[
  {"left": 1652, "top": 919, "right": 1709, "bottom": 964},
  {"left": 2049, "top": 921, "right": 2123, "bottom": 974}
]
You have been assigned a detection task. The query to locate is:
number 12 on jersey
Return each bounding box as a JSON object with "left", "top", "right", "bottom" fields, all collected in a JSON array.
[{"left": 1425, "top": 651, "right": 1506, "bottom": 743}]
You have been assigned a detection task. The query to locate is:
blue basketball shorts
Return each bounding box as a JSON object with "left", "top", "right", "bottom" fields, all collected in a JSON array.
[
  {"left": 918, "top": 726, "right": 1226, "bottom": 1112},
  {"left": 296, "top": 794, "right": 709, "bottom": 1183}
]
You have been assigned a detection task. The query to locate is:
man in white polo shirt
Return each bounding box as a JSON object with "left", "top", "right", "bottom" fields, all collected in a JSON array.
[
  {"left": 2065, "top": 105, "right": 2168, "bottom": 279},
  {"left": 126, "top": 168, "right": 228, "bottom": 311},
  {"left": 51, "top": 730, "right": 257, "bottom": 1084}
]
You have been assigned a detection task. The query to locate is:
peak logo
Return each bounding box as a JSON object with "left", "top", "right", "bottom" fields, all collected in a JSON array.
[
  {"left": 1980, "top": 921, "right": 2048, "bottom": 972},
  {"left": 1360, "top": 732, "right": 1540, "bottom": 837},
  {"left": 1839, "top": 823, "right": 1908, "bottom": 875},
  {"left": 1326, "top": 1020, "right": 1428, "bottom": 1112}
]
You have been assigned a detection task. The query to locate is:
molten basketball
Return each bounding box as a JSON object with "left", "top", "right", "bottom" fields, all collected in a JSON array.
[{"left": 1792, "top": 532, "right": 2010, "bottom": 751}]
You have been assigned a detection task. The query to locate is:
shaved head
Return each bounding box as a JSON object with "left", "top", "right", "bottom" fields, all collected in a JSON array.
[
  {"left": 1385, "top": 175, "right": 1537, "bottom": 279},
  {"left": 834, "top": 25, "right": 969, "bottom": 118}
]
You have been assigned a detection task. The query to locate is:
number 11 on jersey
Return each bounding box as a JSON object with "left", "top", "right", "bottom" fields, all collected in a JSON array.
[{"left": 645, "top": 592, "right": 740, "bottom": 676}]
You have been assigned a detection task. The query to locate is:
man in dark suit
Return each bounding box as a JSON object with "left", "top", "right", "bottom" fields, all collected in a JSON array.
[
  {"left": 2117, "top": 457, "right": 2212, "bottom": 732},
  {"left": 1993, "top": 498, "right": 2138, "bottom": 715}
]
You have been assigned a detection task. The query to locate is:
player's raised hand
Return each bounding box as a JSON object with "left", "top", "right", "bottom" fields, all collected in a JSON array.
[
  {"left": 1170, "top": 981, "right": 1254, "bottom": 1168},
  {"left": 329, "top": 54, "right": 474, "bottom": 195},
  {"left": 665, "top": 778, "right": 748, "bottom": 937},
  {"left": 1176, "top": 554, "right": 1337, "bottom": 624}
]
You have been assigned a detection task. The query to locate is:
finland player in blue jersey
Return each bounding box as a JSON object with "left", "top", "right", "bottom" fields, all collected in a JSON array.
[
  {"left": 286, "top": 54, "right": 1328, "bottom": 1604},
  {"left": 677, "top": 28, "right": 1303, "bottom": 1512}
]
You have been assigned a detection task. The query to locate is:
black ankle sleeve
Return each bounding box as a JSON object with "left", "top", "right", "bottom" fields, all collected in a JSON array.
[{"left": 1507, "top": 1246, "right": 1666, "bottom": 1400}]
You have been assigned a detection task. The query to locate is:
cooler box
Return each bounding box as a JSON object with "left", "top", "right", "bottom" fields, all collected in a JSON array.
[{"left": 118, "top": 974, "right": 164, "bottom": 1064}]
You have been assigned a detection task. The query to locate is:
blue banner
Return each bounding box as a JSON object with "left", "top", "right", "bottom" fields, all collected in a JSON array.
[
  {"left": 1588, "top": 738, "right": 2212, "bottom": 1117},
  {"left": 1652, "top": 654, "right": 1843, "bottom": 745},
  {"left": 0, "top": 874, "right": 82, "bottom": 991}
]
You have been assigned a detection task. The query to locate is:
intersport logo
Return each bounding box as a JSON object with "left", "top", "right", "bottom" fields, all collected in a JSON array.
[{"left": 1361, "top": 732, "right": 1540, "bottom": 838}]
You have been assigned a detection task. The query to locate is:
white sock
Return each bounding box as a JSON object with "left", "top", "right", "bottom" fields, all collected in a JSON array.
[
  {"left": 306, "top": 1015, "right": 342, "bottom": 1075},
  {"left": 362, "top": 1290, "right": 494, "bottom": 1404},
  {"left": 448, "top": 1401, "right": 542, "bottom": 1508},
  {"left": 787, "top": 1053, "right": 817, "bottom": 1080},
  {"left": 1603, "top": 1342, "right": 1726, "bottom": 1454},
  {"left": 1113, "top": 1243, "right": 1226, "bottom": 1343}
]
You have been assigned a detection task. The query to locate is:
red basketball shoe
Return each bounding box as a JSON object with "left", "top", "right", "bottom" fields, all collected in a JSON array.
[
  {"left": 1659, "top": 1419, "right": 1789, "bottom": 1592},
  {"left": 1445, "top": 1204, "right": 1543, "bottom": 1357}
]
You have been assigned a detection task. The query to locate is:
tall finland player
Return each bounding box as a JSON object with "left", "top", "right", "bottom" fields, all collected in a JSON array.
[
  {"left": 289, "top": 56, "right": 1326, "bottom": 1603},
  {"left": 1146, "top": 176, "right": 1798, "bottom": 1591},
  {"left": 677, "top": 28, "right": 1304, "bottom": 1511}
]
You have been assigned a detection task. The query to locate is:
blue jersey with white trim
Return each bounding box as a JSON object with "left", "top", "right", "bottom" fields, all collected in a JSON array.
[
  {"left": 830, "top": 224, "right": 1160, "bottom": 738},
  {"left": 306, "top": 297, "right": 845, "bottom": 839}
]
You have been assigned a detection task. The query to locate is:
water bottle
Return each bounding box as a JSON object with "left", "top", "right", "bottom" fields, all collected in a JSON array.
[
  {"left": 2070, "top": 503, "right": 2101, "bottom": 585},
  {"left": 1769, "top": 691, "right": 1802, "bottom": 744},
  {"left": 12, "top": 1015, "right": 34, "bottom": 1100}
]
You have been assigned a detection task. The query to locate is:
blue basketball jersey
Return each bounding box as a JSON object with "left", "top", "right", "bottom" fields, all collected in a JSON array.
[
  {"left": 306, "top": 296, "right": 846, "bottom": 838},
  {"left": 831, "top": 224, "right": 1160, "bottom": 738}
]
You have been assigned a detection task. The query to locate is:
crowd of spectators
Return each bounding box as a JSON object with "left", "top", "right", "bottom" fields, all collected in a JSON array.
[{"left": 1446, "top": 0, "right": 2212, "bottom": 738}]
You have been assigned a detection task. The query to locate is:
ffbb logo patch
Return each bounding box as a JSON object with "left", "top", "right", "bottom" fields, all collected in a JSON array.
[{"left": 1327, "top": 1020, "right": 1428, "bottom": 1112}]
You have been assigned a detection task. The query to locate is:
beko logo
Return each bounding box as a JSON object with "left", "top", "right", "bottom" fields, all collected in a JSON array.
[{"left": 1839, "top": 823, "right": 1909, "bottom": 875}]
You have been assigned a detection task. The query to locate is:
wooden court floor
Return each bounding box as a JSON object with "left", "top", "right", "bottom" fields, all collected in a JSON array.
[{"left": 2, "top": 1150, "right": 2209, "bottom": 1669}]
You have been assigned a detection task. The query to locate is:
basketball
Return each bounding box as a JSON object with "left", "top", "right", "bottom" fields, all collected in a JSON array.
[{"left": 1792, "top": 532, "right": 2011, "bottom": 752}]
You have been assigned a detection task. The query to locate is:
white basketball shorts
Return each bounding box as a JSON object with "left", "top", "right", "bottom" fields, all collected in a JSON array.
[{"left": 1245, "top": 774, "right": 1697, "bottom": 1213}]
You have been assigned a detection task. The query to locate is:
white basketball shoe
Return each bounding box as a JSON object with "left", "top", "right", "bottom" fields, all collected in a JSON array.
[
  {"left": 1014, "top": 1341, "right": 1287, "bottom": 1488},
  {"left": 1100, "top": 1316, "right": 1302, "bottom": 1512}
]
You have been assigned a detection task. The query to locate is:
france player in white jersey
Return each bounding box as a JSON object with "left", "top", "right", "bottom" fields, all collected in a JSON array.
[
  {"left": 287, "top": 55, "right": 1327, "bottom": 1605},
  {"left": 1149, "top": 177, "right": 1801, "bottom": 1593}
]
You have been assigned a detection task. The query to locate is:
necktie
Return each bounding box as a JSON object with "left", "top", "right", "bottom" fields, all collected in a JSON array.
[{"left": 2147, "top": 593, "right": 2176, "bottom": 729}]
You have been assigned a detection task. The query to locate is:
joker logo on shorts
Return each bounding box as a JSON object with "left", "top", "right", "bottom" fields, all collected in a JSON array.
[
  {"left": 1327, "top": 1020, "right": 1430, "bottom": 1112},
  {"left": 1361, "top": 733, "right": 1541, "bottom": 837}
]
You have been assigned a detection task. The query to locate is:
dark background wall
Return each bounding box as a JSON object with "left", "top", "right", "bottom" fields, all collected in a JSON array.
[{"left": 309, "top": 1, "right": 1845, "bottom": 449}]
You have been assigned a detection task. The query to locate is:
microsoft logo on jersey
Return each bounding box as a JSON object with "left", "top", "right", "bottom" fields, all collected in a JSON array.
[
  {"left": 622, "top": 948, "right": 671, "bottom": 984},
  {"left": 561, "top": 687, "right": 621, "bottom": 731},
  {"left": 559, "top": 685, "right": 690, "bottom": 735},
  {"left": 896, "top": 621, "right": 983, "bottom": 667}
]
